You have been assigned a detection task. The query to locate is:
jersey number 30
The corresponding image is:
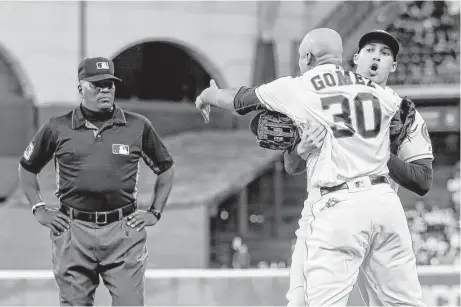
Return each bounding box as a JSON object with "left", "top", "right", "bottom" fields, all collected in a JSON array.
[{"left": 321, "top": 92, "right": 382, "bottom": 139}]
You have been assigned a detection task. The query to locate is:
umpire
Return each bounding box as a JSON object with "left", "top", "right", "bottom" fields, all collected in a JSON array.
[{"left": 18, "top": 57, "right": 175, "bottom": 306}]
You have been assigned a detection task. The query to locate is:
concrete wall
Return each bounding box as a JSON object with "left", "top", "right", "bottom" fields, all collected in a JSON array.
[
  {"left": 0, "top": 1, "right": 79, "bottom": 104},
  {"left": 0, "top": 1, "right": 339, "bottom": 105}
]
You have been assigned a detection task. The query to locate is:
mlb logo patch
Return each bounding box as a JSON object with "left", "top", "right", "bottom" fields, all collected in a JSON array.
[
  {"left": 23, "top": 142, "right": 34, "bottom": 161},
  {"left": 96, "top": 62, "right": 109, "bottom": 70},
  {"left": 112, "top": 144, "right": 129, "bottom": 155}
]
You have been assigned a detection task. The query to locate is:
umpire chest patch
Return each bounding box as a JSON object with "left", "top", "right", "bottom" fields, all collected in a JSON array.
[{"left": 112, "top": 144, "right": 130, "bottom": 155}]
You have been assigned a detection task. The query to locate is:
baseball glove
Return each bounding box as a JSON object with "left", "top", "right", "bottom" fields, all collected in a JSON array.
[
  {"left": 249, "top": 111, "right": 301, "bottom": 151},
  {"left": 390, "top": 96, "right": 417, "bottom": 154}
]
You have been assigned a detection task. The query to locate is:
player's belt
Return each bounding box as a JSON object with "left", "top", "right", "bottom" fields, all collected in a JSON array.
[
  {"left": 320, "top": 175, "right": 389, "bottom": 196},
  {"left": 59, "top": 203, "right": 136, "bottom": 225}
]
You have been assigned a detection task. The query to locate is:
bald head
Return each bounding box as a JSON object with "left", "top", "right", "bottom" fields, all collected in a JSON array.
[{"left": 298, "top": 28, "right": 343, "bottom": 73}]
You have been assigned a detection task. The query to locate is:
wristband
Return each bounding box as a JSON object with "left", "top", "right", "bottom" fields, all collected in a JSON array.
[
  {"left": 148, "top": 208, "right": 162, "bottom": 221},
  {"left": 32, "top": 202, "right": 46, "bottom": 215}
]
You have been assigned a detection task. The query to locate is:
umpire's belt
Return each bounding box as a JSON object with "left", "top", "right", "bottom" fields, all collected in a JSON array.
[
  {"left": 59, "top": 203, "right": 136, "bottom": 225},
  {"left": 320, "top": 175, "right": 389, "bottom": 196}
]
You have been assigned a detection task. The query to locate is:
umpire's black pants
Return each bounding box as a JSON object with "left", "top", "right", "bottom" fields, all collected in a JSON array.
[{"left": 51, "top": 216, "right": 148, "bottom": 306}]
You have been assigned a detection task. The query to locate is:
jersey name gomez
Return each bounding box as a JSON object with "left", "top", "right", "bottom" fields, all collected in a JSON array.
[{"left": 256, "top": 64, "right": 401, "bottom": 192}]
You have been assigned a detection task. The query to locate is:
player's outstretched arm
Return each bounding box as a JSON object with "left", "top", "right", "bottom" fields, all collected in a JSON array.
[
  {"left": 195, "top": 80, "right": 266, "bottom": 123},
  {"left": 387, "top": 155, "right": 433, "bottom": 196},
  {"left": 195, "top": 79, "right": 240, "bottom": 123}
]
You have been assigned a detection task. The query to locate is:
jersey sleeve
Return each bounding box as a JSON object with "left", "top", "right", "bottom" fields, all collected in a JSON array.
[
  {"left": 19, "top": 119, "right": 57, "bottom": 174},
  {"left": 255, "top": 77, "right": 301, "bottom": 118},
  {"left": 233, "top": 86, "right": 265, "bottom": 115},
  {"left": 255, "top": 76, "right": 328, "bottom": 128},
  {"left": 398, "top": 111, "right": 434, "bottom": 162},
  {"left": 141, "top": 120, "right": 174, "bottom": 175}
]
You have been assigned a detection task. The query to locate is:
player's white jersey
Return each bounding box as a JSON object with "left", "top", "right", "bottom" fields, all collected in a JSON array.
[
  {"left": 383, "top": 86, "right": 434, "bottom": 192},
  {"left": 255, "top": 64, "right": 401, "bottom": 191}
]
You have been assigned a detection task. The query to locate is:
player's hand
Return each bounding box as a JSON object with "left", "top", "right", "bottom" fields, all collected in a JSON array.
[
  {"left": 34, "top": 206, "right": 71, "bottom": 236},
  {"left": 127, "top": 210, "right": 159, "bottom": 232},
  {"left": 296, "top": 125, "right": 327, "bottom": 159},
  {"left": 195, "top": 95, "right": 211, "bottom": 124},
  {"left": 195, "top": 79, "right": 219, "bottom": 123}
]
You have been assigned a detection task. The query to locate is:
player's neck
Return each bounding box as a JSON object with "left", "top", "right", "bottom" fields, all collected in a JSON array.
[
  {"left": 316, "top": 58, "right": 342, "bottom": 66},
  {"left": 378, "top": 81, "right": 387, "bottom": 88}
]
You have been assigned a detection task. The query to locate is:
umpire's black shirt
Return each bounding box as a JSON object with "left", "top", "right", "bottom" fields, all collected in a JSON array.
[{"left": 20, "top": 104, "right": 174, "bottom": 211}]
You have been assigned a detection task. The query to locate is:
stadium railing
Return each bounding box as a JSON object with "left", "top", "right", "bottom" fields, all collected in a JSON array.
[{"left": 0, "top": 267, "right": 459, "bottom": 306}]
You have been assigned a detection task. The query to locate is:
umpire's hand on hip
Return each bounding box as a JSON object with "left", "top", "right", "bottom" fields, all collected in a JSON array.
[
  {"left": 296, "top": 125, "right": 327, "bottom": 160},
  {"left": 34, "top": 206, "right": 71, "bottom": 236},
  {"left": 127, "top": 210, "right": 159, "bottom": 232}
]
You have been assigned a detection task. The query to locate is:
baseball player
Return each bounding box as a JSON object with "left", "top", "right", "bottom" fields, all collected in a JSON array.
[
  {"left": 285, "top": 30, "right": 434, "bottom": 306},
  {"left": 18, "top": 57, "right": 175, "bottom": 306},
  {"left": 195, "top": 28, "right": 425, "bottom": 306}
]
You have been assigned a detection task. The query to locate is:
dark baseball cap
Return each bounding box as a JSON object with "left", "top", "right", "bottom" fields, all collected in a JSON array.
[
  {"left": 358, "top": 30, "right": 400, "bottom": 59},
  {"left": 78, "top": 57, "right": 122, "bottom": 82}
]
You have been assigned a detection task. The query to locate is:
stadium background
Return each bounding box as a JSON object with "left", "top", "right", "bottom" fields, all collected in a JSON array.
[{"left": 0, "top": 1, "right": 459, "bottom": 305}]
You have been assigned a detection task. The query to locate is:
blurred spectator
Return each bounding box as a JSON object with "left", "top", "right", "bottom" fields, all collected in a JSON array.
[
  {"left": 257, "top": 261, "right": 269, "bottom": 269},
  {"left": 232, "top": 236, "right": 243, "bottom": 251},
  {"left": 447, "top": 161, "right": 460, "bottom": 214},
  {"left": 269, "top": 262, "right": 279, "bottom": 269},
  {"left": 232, "top": 243, "right": 251, "bottom": 269}
]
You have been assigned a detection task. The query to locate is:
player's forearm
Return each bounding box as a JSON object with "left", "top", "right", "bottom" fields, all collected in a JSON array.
[
  {"left": 212, "top": 88, "right": 241, "bottom": 112},
  {"left": 284, "top": 149, "right": 306, "bottom": 175},
  {"left": 387, "top": 154, "right": 433, "bottom": 196},
  {"left": 149, "top": 164, "right": 175, "bottom": 213},
  {"left": 18, "top": 164, "right": 45, "bottom": 207}
]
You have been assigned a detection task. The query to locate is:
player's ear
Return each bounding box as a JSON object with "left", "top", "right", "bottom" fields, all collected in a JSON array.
[
  {"left": 390, "top": 61, "right": 397, "bottom": 73},
  {"left": 78, "top": 84, "right": 83, "bottom": 97},
  {"left": 353, "top": 53, "right": 359, "bottom": 65},
  {"left": 306, "top": 53, "right": 313, "bottom": 66}
]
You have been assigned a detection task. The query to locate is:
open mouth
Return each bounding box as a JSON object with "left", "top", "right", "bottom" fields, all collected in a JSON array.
[
  {"left": 370, "top": 63, "right": 379, "bottom": 71},
  {"left": 99, "top": 97, "right": 111, "bottom": 103}
]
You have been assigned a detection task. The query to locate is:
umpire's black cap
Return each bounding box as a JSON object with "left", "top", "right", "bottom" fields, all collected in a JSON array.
[
  {"left": 358, "top": 30, "right": 400, "bottom": 60},
  {"left": 78, "top": 57, "right": 122, "bottom": 82}
]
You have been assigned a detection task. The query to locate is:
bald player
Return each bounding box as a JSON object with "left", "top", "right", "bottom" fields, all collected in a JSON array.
[
  {"left": 285, "top": 30, "right": 432, "bottom": 306},
  {"left": 195, "top": 28, "right": 425, "bottom": 306}
]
